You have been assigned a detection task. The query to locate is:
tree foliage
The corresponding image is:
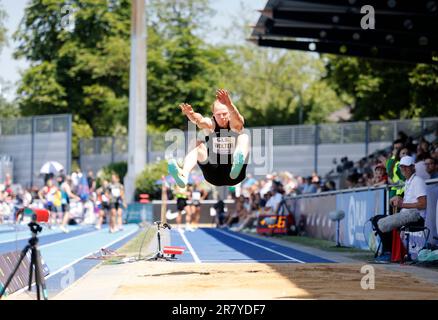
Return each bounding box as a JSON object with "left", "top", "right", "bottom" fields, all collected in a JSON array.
[
  {"left": 146, "top": 0, "right": 233, "bottom": 131},
  {"left": 14, "top": 0, "right": 131, "bottom": 136},
  {"left": 0, "top": 1, "right": 6, "bottom": 51},
  {"left": 325, "top": 55, "right": 438, "bottom": 120},
  {"left": 219, "top": 45, "right": 344, "bottom": 127},
  {"left": 14, "top": 0, "right": 234, "bottom": 135}
]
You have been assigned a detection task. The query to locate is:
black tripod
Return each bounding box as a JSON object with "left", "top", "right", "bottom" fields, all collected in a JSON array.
[
  {"left": 147, "top": 221, "right": 172, "bottom": 261},
  {"left": 0, "top": 220, "right": 48, "bottom": 300}
]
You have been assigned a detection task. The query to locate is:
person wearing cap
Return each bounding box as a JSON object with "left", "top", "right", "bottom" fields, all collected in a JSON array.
[{"left": 373, "top": 155, "right": 427, "bottom": 263}]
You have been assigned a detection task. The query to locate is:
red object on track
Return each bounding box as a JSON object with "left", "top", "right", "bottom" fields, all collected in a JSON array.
[
  {"left": 32, "top": 209, "right": 50, "bottom": 223},
  {"left": 163, "top": 246, "right": 185, "bottom": 255}
]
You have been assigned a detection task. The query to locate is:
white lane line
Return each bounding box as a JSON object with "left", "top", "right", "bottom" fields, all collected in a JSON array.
[
  {"left": 39, "top": 228, "right": 103, "bottom": 249},
  {"left": 8, "top": 226, "right": 139, "bottom": 298},
  {"left": 177, "top": 228, "right": 201, "bottom": 264},
  {"left": 213, "top": 229, "right": 306, "bottom": 264},
  {"left": 0, "top": 228, "right": 66, "bottom": 244}
]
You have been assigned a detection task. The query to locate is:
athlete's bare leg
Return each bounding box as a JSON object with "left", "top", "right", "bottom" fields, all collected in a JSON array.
[
  {"left": 169, "top": 140, "right": 208, "bottom": 188},
  {"left": 230, "top": 133, "right": 250, "bottom": 179}
]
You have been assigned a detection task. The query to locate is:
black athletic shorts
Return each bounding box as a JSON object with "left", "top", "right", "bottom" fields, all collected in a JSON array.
[
  {"left": 61, "top": 203, "right": 69, "bottom": 213},
  {"left": 110, "top": 202, "right": 121, "bottom": 210},
  {"left": 197, "top": 161, "right": 247, "bottom": 186},
  {"left": 177, "top": 198, "right": 188, "bottom": 211},
  {"left": 192, "top": 200, "right": 201, "bottom": 207}
]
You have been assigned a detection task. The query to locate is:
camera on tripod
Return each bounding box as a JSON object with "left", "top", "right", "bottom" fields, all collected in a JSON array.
[
  {"left": 147, "top": 221, "right": 185, "bottom": 261},
  {"left": 0, "top": 207, "right": 50, "bottom": 300}
]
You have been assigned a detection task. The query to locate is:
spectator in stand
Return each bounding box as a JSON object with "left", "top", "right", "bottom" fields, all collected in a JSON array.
[
  {"left": 233, "top": 195, "right": 258, "bottom": 232},
  {"left": 425, "top": 156, "right": 438, "bottom": 179},
  {"left": 432, "top": 146, "right": 438, "bottom": 161},
  {"left": 225, "top": 195, "right": 246, "bottom": 228},
  {"left": 259, "top": 174, "right": 274, "bottom": 198},
  {"left": 415, "top": 152, "right": 431, "bottom": 180},
  {"left": 371, "top": 165, "right": 388, "bottom": 187},
  {"left": 397, "top": 131, "right": 409, "bottom": 146},
  {"left": 399, "top": 147, "right": 411, "bottom": 159},
  {"left": 259, "top": 191, "right": 271, "bottom": 210},
  {"left": 264, "top": 180, "right": 284, "bottom": 214},
  {"left": 311, "top": 175, "right": 322, "bottom": 193},
  {"left": 386, "top": 141, "right": 405, "bottom": 199},
  {"left": 302, "top": 177, "right": 317, "bottom": 194},
  {"left": 418, "top": 138, "right": 430, "bottom": 155},
  {"left": 346, "top": 174, "right": 358, "bottom": 189},
  {"left": 357, "top": 176, "right": 367, "bottom": 188},
  {"left": 281, "top": 172, "right": 297, "bottom": 195}
]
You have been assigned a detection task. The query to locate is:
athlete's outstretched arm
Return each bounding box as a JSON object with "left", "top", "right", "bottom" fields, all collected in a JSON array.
[
  {"left": 179, "top": 103, "right": 213, "bottom": 130},
  {"left": 216, "top": 89, "right": 244, "bottom": 132}
]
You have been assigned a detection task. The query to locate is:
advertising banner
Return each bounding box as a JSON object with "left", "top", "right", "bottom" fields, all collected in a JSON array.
[
  {"left": 256, "top": 214, "right": 288, "bottom": 235},
  {"left": 289, "top": 194, "right": 337, "bottom": 241},
  {"left": 336, "top": 189, "right": 385, "bottom": 250},
  {"left": 406, "top": 182, "right": 438, "bottom": 259},
  {"left": 0, "top": 250, "right": 50, "bottom": 296}
]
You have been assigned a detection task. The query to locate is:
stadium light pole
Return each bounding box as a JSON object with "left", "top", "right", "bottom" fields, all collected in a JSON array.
[{"left": 125, "top": 0, "right": 147, "bottom": 204}]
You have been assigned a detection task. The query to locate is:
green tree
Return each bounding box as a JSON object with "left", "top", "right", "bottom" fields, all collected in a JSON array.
[
  {"left": 0, "top": 1, "right": 6, "bottom": 50},
  {"left": 0, "top": 80, "right": 21, "bottom": 118},
  {"left": 146, "top": 0, "right": 233, "bottom": 131},
  {"left": 325, "top": 55, "right": 438, "bottom": 120},
  {"left": 219, "top": 45, "right": 344, "bottom": 126},
  {"left": 14, "top": 0, "right": 233, "bottom": 136},
  {"left": 14, "top": 0, "right": 131, "bottom": 136},
  {"left": 0, "top": 3, "right": 19, "bottom": 118},
  {"left": 215, "top": 1, "right": 345, "bottom": 126}
]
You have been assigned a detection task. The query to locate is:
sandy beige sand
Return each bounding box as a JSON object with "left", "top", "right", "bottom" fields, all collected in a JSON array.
[{"left": 54, "top": 262, "right": 438, "bottom": 300}]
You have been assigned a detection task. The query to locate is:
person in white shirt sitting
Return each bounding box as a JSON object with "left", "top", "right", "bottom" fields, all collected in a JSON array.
[{"left": 372, "top": 156, "right": 427, "bottom": 263}]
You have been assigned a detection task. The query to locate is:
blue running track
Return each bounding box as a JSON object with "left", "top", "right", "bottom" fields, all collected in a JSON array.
[{"left": 0, "top": 224, "right": 332, "bottom": 298}]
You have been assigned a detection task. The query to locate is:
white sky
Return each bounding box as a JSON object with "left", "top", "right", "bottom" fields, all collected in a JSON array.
[{"left": 0, "top": 0, "right": 267, "bottom": 101}]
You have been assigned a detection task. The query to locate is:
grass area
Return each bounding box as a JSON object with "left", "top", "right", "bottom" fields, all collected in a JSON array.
[
  {"left": 102, "top": 225, "right": 156, "bottom": 265},
  {"left": 118, "top": 224, "right": 156, "bottom": 256}
]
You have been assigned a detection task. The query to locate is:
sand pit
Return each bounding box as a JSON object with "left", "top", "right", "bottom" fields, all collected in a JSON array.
[{"left": 54, "top": 262, "right": 438, "bottom": 300}]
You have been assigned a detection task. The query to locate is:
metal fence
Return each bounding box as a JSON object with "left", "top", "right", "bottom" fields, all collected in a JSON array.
[
  {"left": 79, "top": 117, "right": 438, "bottom": 176},
  {"left": 0, "top": 114, "right": 72, "bottom": 187}
]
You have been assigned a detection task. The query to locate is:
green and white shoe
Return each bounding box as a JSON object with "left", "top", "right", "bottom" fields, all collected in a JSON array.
[
  {"left": 230, "top": 150, "right": 245, "bottom": 179},
  {"left": 168, "top": 159, "right": 188, "bottom": 188}
]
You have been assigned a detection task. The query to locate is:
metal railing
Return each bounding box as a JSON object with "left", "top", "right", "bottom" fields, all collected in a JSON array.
[
  {"left": 80, "top": 117, "right": 438, "bottom": 155},
  {"left": 0, "top": 114, "right": 70, "bottom": 136}
]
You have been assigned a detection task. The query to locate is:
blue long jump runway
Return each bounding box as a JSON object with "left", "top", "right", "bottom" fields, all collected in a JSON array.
[
  {"left": 0, "top": 223, "right": 140, "bottom": 297},
  {"left": 170, "top": 227, "right": 333, "bottom": 264}
]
